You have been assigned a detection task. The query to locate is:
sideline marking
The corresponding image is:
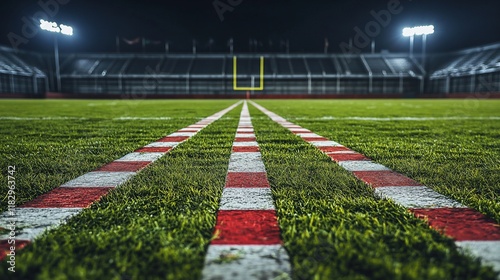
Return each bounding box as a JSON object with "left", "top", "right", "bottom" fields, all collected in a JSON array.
[
  {"left": 0, "top": 101, "right": 242, "bottom": 260},
  {"left": 202, "top": 101, "right": 291, "bottom": 279},
  {"left": 250, "top": 100, "right": 500, "bottom": 273}
]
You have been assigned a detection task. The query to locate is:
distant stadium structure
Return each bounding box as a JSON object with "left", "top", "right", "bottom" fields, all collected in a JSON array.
[{"left": 0, "top": 42, "right": 499, "bottom": 98}]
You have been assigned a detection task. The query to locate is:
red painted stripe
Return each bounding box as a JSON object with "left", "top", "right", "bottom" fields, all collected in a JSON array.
[
  {"left": 20, "top": 187, "right": 112, "bottom": 208},
  {"left": 226, "top": 172, "right": 270, "bottom": 188},
  {"left": 96, "top": 161, "right": 151, "bottom": 172},
  {"left": 157, "top": 136, "right": 189, "bottom": 142},
  {"left": 211, "top": 210, "right": 282, "bottom": 245},
  {"left": 178, "top": 129, "right": 199, "bottom": 132},
  {"left": 237, "top": 131, "right": 255, "bottom": 134},
  {"left": 232, "top": 146, "right": 260, "bottom": 152},
  {"left": 353, "top": 171, "right": 422, "bottom": 188},
  {"left": 135, "top": 147, "right": 172, "bottom": 153},
  {"left": 318, "top": 146, "right": 352, "bottom": 153},
  {"left": 302, "top": 137, "right": 329, "bottom": 141},
  {"left": 234, "top": 137, "right": 256, "bottom": 142},
  {"left": 0, "top": 240, "right": 30, "bottom": 260},
  {"left": 328, "top": 153, "right": 370, "bottom": 162},
  {"left": 0, "top": 103, "right": 242, "bottom": 262},
  {"left": 412, "top": 208, "right": 500, "bottom": 241},
  {"left": 292, "top": 130, "right": 311, "bottom": 134}
]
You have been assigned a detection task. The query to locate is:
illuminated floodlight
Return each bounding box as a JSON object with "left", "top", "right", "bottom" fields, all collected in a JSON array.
[
  {"left": 60, "top": 24, "right": 73, "bottom": 36},
  {"left": 402, "top": 25, "right": 434, "bottom": 37},
  {"left": 414, "top": 25, "right": 434, "bottom": 35},
  {"left": 40, "top": 19, "right": 73, "bottom": 36},
  {"left": 39, "top": 19, "right": 75, "bottom": 93},
  {"left": 402, "top": 27, "right": 414, "bottom": 37},
  {"left": 40, "top": 19, "right": 60, "bottom": 33}
]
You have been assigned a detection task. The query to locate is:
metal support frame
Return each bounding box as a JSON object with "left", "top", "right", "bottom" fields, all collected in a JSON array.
[{"left": 54, "top": 35, "right": 61, "bottom": 92}]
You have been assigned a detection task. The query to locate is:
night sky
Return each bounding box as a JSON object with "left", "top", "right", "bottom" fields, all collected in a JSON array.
[{"left": 1, "top": 0, "right": 499, "bottom": 54}]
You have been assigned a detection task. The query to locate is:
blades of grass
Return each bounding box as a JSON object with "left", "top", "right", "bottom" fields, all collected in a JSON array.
[{"left": 249, "top": 103, "right": 497, "bottom": 279}]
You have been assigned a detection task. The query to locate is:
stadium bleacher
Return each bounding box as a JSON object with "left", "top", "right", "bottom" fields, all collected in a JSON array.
[
  {"left": 0, "top": 42, "right": 498, "bottom": 97},
  {"left": 429, "top": 43, "right": 500, "bottom": 94},
  {"left": 51, "top": 53, "right": 424, "bottom": 96},
  {"left": 0, "top": 46, "right": 47, "bottom": 97}
]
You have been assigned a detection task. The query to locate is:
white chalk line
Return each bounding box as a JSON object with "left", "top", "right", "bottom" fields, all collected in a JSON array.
[{"left": 290, "top": 116, "right": 500, "bottom": 121}]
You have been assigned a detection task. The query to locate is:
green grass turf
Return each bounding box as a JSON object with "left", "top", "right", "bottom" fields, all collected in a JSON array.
[
  {"left": 0, "top": 102, "right": 242, "bottom": 279},
  {"left": 0, "top": 100, "right": 236, "bottom": 212},
  {"left": 0, "top": 99, "right": 498, "bottom": 279},
  {"left": 252, "top": 99, "right": 500, "bottom": 224},
  {"left": 249, "top": 103, "right": 498, "bottom": 279}
]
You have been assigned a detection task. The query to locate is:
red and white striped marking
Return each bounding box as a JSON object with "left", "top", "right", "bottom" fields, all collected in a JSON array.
[
  {"left": 0, "top": 101, "right": 242, "bottom": 260},
  {"left": 202, "top": 101, "right": 291, "bottom": 279},
  {"left": 250, "top": 101, "right": 500, "bottom": 272}
]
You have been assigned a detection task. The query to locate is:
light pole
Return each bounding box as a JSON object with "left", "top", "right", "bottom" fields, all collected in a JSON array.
[
  {"left": 39, "top": 19, "right": 73, "bottom": 92},
  {"left": 402, "top": 25, "right": 434, "bottom": 70}
]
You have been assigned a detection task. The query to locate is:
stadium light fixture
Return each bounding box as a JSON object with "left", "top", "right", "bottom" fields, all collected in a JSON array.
[
  {"left": 39, "top": 19, "right": 74, "bottom": 92},
  {"left": 402, "top": 25, "right": 434, "bottom": 37},
  {"left": 60, "top": 24, "right": 74, "bottom": 36},
  {"left": 402, "top": 27, "right": 414, "bottom": 37},
  {"left": 40, "top": 19, "right": 73, "bottom": 36},
  {"left": 402, "top": 25, "right": 434, "bottom": 70}
]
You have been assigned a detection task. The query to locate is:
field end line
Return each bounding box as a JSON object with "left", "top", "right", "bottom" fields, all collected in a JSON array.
[
  {"left": 201, "top": 101, "right": 291, "bottom": 280},
  {"left": 249, "top": 100, "right": 500, "bottom": 273},
  {"left": 0, "top": 101, "right": 242, "bottom": 260}
]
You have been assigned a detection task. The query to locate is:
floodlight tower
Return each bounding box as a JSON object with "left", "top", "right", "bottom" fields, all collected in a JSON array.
[
  {"left": 402, "top": 25, "right": 434, "bottom": 70},
  {"left": 40, "top": 19, "right": 73, "bottom": 92}
]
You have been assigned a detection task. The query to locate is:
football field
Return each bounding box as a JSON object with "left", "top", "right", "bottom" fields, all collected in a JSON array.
[{"left": 0, "top": 99, "right": 499, "bottom": 279}]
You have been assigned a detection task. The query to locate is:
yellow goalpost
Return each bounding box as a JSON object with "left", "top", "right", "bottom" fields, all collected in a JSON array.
[{"left": 233, "top": 56, "right": 264, "bottom": 91}]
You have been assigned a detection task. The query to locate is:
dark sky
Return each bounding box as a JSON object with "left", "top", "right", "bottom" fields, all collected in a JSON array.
[{"left": 1, "top": 0, "right": 499, "bottom": 54}]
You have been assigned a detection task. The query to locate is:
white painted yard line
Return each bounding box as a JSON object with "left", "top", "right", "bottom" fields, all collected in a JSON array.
[
  {"left": 0, "top": 208, "right": 82, "bottom": 241},
  {"left": 203, "top": 245, "right": 291, "bottom": 279},
  {"left": 113, "top": 117, "right": 173, "bottom": 120},
  {"left": 145, "top": 142, "right": 180, "bottom": 148},
  {"left": 375, "top": 186, "right": 465, "bottom": 208},
  {"left": 338, "top": 161, "right": 391, "bottom": 171},
  {"left": 232, "top": 141, "right": 259, "bottom": 147},
  {"left": 61, "top": 171, "right": 136, "bottom": 188},
  {"left": 456, "top": 241, "right": 500, "bottom": 272},
  {"left": 178, "top": 128, "right": 203, "bottom": 132},
  {"left": 295, "top": 133, "right": 323, "bottom": 138},
  {"left": 309, "top": 141, "right": 343, "bottom": 147},
  {"left": 235, "top": 133, "right": 256, "bottom": 138},
  {"left": 219, "top": 188, "right": 275, "bottom": 210},
  {"left": 288, "top": 128, "right": 311, "bottom": 133},
  {"left": 228, "top": 153, "right": 267, "bottom": 172},
  {"left": 0, "top": 117, "right": 88, "bottom": 120},
  {"left": 168, "top": 132, "right": 198, "bottom": 137},
  {"left": 290, "top": 116, "right": 500, "bottom": 121},
  {"left": 115, "top": 152, "right": 166, "bottom": 162}
]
